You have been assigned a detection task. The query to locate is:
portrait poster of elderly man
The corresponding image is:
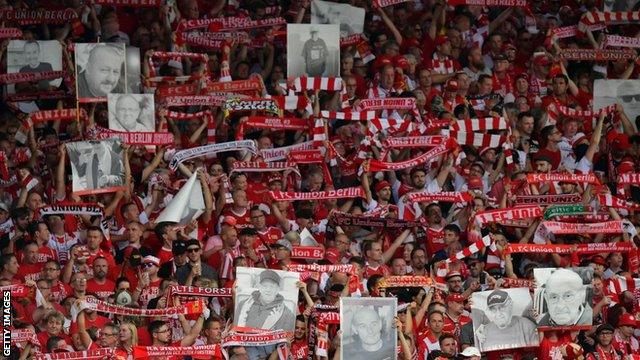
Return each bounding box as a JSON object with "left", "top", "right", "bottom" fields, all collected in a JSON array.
[
  {"left": 594, "top": 79, "right": 640, "bottom": 123},
  {"left": 75, "top": 43, "right": 126, "bottom": 99},
  {"left": 6, "top": 40, "right": 63, "bottom": 93},
  {"left": 534, "top": 267, "right": 594, "bottom": 329},
  {"left": 471, "top": 288, "right": 539, "bottom": 352},
  {"left": 108, "top": 93, "right": 155, "bottom": 132},
  {"left": 234, "top": 267, "right": 299, "bottom": 332},
  {"left": 340, "top": 297, "right": 397, "bottom": 360},
  {"left": 65, "top": 138, "right": 126, "bottom": 195}
]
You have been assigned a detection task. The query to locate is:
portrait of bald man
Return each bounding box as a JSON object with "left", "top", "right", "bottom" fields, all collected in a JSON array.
[
  {"left": 534, "top": 267, "right": 594, "bottom": 327},
  {"left": 75, "top": 43, "right": 126, "bottom": 99}
]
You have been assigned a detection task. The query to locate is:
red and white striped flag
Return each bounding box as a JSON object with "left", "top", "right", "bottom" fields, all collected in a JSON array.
[
  {"left": 453, "top": 131, "right": 505, "bottom": 148},
  {"left": 319, "top": 110, "right": 377, "bottom": 120},
  {"left": 446, "top": 235, "right": 493, "bottom": 264},
  {"left": 292, "top": 77, "right": 343, "bottom": 92},
  {"left": 368, "top": 117, "right": 410, "bottom": 135},
  {"left": 312, "top": 118, "right": 327, "bottom": 147},
  {"left": 452, "top": 117, "right": 508, "bottom": 132}
]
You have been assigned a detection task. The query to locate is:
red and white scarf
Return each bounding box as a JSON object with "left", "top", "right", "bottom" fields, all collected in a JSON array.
[
  {"left": 133, "top": 345, "right": 221, "bottom": 359},
  {"left": 475, "top": 205, "right": 543, "bottom": 225},
  {"left": 269, "top": 187, "right": 365, "bottom": 201},
  {"left": 452, "top": 117, "right": 508, "bottom": 132},
  {"left": 292, "top": 77, "right": 343, "bottom": 92},
  {"left": 526, "top": 172, "right": 600, "bottom": 184},
  {"left": 208, "top": 16, "right": 287, "bottom": 32},
  {"left": 407, "top": 191, "right": 473, "bottom": 203},
  {"left": 0, "top": 8, "right": 77, "bottom": 25},
  {"left": 542, "top": 220, "right": 624, "bottom": 234},
  {"left": 169, "top": 140, "right": 257, "bottom": 171},
  {"left": 319, "top": 110, "right": 376, "bottom": 120},
  {"left": 230, "top": 161, "right": 300, "bottom": 177},
  {"left": 0, "top": 27, "right": 22, "bottom": 38},
  {"left": 604, "top": 35, "right": 640, "bottom": 48}
]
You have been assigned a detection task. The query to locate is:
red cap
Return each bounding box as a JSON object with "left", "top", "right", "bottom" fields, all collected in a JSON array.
[
  {"left": 436, "top": 35, "right": 450, "bottom": 46},
  {"left": 446, "top": 293, "right": 465, "bottom": 303},
  {"left": 479, "top": 147, "right": 495, "bottom": 157},
  {"left": 394, "top": 56, "right": 410, "bottom": 70},
  {"left": 375, "top": 180, "right": 391, "bottom": 193},
  {"left": 590, "top": 255, "right": 607, "bottom": 266},
  {"left": 612, "top": 134, "right": 630, "bottom": 152},
  {"left": 467, "top": 176, "right": 483, "bottom": 190},
  {"left": 534, "top": 55, "right": 551, "bottom": 66},
  {"left": 268, "top": 173, "right": 283, "bottom": 184},
  {"left": 617, "top": 160, "right": 635, "bottom": 174},
  {"left": 445, "top": 79, "right": 458, "bottom": 92},
  {"left": 374, "top": 55, "right": 393, "bottom": 71},
  {"left": 618, "top": 313, "right": 637, "bottom": 327},
  {"left": 325, "top": 247, "right": 340, "bottom": 265},
  {"left": 222, "top": 216, "right": 237, "bottom": 226}
]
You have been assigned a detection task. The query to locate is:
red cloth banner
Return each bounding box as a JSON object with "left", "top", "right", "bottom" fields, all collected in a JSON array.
[
  {"left": 604, "top": 35, "right": 640, "bottom": 48},
  {"left": 83, "top": 297, "right": 205, "bottom": 317},
  {"left": 291, "top": 246, "right": 325, "bottom": 259},
  {"left": 407, "top": 191, "right": 473, "bottom": 203},
  {"left": 133, "top": 345, "right": 222, "bottom": 359},
  {"left": 244, "top": 116, "right": 309, "bottom": 131},
  {"left": 542, "top": 220, "right": 624, "bottom": 234},
  {"left": 93, "top": 0, "right": 161, "bottom": 6},
  {"left": 383, "top": 136, "right": 445, "bottom": 149},
  {"left": 205, "top": 78, "right": 263, "bottom": 93},
  {"left": 11, "top": 328, "right": 41, "bottom": 347},
  {"left": 515, "top": 194, "right": 582, "bottom": 205},
  {"left": 618, "top": 173, "right": 640, "bottom": 184},
  {"left": 0, "top": 28, "right": 22, "bottom": 38},
  {"left": 230, "top": 161, "right": 300, "bottom": 177},
  {"left": 169, "top": 140, "right": 257, "bottom": 171},
  {"left": 447, "top": 0, "right": 528, "bottom": 6},
  {"left": 34, "top": 349, "right": 115, "bottom": 360},
  {"left": 5, "top": 90, "right": 70, "bottom": 102},
  {"left": 168, "top": 285, "right": 232, "bottom": 298},
  {"left": 374, "top": 0, "right": 411, "bottom": 7},
  {"left": 259, "top": 141, "right": 314, "bottom": 162},
  {"left": 358, "top": 97, "right": 416, "bottom": 111},
  {"left": 505, "top": 242, "right": 633, "bottom": 255},
  {"left": 367, "top": 139, "right": 454, "bottom": 173},
  {"left": 378, "top": 276, "right": 433, "bottom": 288},
  {"left": 475, "top": 206, "right": 543, "bottom": 225},
  {"left": 340, "top": 33, "right": 367, "bottom": 47},
  {"left": 578, "top": 11, "right": 640, "bottom": 34},
  {"left": 0, "top": 8, "right": 77, "bottom": 24},
  {"left": 28, "top": 108, "right": 86, "bottom": 125},
  {"left": 163, "top": 95, "right": 226, "bottom": 107},
  {"left": 287, "top": 264, "right": 357, "bottom": 275},
  {"left": 222, "top": 330, "right": 289, "bottom": 347},
  {"left": 270, "top": 187, "right": 365, "bottom": 201},
  {"left": 94, "top": 127, "right": 174, "bottom": 145},
  {"left": 598, "top": 194, "right": 640, "bottom": 210},
  {"left": 0, "top": 70, "right": 66, "bottom": 84},
  {"left": 558, "top": 48, "right": 637, "bottom": 61},
  {"left": 453, "top": 131, "right": 505, "bottom": 148},
  {"left": 287, "top": 149, "right": 324, "bottom": 164},
  {"left": 0, "top": 284, "right": 30, "bottom": 297},
  {"left": 208, "top": 17, "right": 286, "bottom": 32},
  {"left": 500, "top": 278, "right": 534, "bottom": 289},
  {"left": 526, "top": 173, "right": 600, "bottom": 184}
]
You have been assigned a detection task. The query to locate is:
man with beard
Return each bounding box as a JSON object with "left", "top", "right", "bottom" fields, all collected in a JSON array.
[
  {"left": 363, "top": 177, "right": 393, "bottom": 213},
  {"left": 462, "top": 47, "right": 488, "bottom": 83},
  {"left": 410, "top": 248, "right": 428, "bottom": 276},
  {"left": 77, "top": 43, "right": 125, "bottom": 98},
  {"left": 474, "top": 289, "right": 538, "bottom": 352},
  {"left": 235, "top": 269, "right": 296, "bottom": 331},
  {"left": 148, "top": 316, "right": 205, "bottom": 347},
  {"left": 539, "top": 269, "right": 592, "bottom": 327},
  {"left": 291, "top": 315, "right": 309, "bottom": 359},
  {"left": 86, "top": 257, "right": 115, "bottom": 301},
  {"left": 463, "top": 257, "right": 489, "bottom": 290},
  {"left": 586, "top": 324, "right": 623, "bottom": 360}
]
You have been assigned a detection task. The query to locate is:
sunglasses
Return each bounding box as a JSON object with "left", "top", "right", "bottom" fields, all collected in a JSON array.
[
  {"left": 621, "top": 94, "right": 640, "bottom": 103},
  {"left": 187, "top": 248, "right": 201, "bottom": 253},
  {"left": 142, "top": 262, "right": 156, "bottom": 268}
]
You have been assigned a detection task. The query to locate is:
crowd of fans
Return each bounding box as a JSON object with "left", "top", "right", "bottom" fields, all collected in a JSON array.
[{"left": 0, "top": 0, "right": 640, "bottom": 359}]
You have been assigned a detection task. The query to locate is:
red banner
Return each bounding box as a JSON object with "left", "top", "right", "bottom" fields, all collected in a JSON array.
[
  {"left": 407, "top": 191, "right": 473, "bottom": 203},
  {"left": 367, "top": 140, "right": 454, "bottom": 173},
  {"left": 0, "top": 28, "right": 22, "bottom": 38},
  {"left": 133, "top": 345, "right": 221, "bottom": 359},
  {"left": 475, "top": 206, "right": 543, "bottom": 225},
  {"left": 558, "top": 48, "right": 637, "bottom": 61},
  {"left": 505, "top": 242, "right": 634, "bottom": 255},
  {"left": 163, "top": 95, "right": 226, "bottom": 107},
  {"left": 0, "top": 8, "right": 77, "bottom": 24},
  {"left": 94, "top": 127, "right": 174, "bottom": 145},
  {"left": 288, "top": 264, "right": 357, "bottom": 275},
  {"left": 208, "top": 17, "right": 286, "bottom": 32},
  {"left": 168, "top": 285, "right": 232, "bottom": 298},
  {"left": 0, "top": 70, "right": 66, "bottom": 84},
  {"left": 291, "top": 246, "right": 325, "bottom": 259},
  {"left": 542, "top": 220, "right": 624, "bottom": 234},
  {"left": 83, "top": 297, "right": 205, "bottom": 317},
  {"left": 270, "top": 187, "right": 365, "bottom": 201},
  {"left": 378, "top": 276, "right": 433, "bottom": 288},
  {"left": 447, "top": 0, "right": 528, "bottom": 5},
  {"left": 515, "top": 194, "right": 582, "bottom": 205},
  {"left": 526, "top": 173, "right": 600, "bottom": 184}
]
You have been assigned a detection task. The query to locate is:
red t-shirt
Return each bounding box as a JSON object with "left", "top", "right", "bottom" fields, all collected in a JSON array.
[
  {"left": 291, "top": 339, "right": 309, "bottom": 360},
  {"left": 17, "top": 262, "right": 43, "bottom": 282},
  {"left": 86, "top": 278, "right": 116, "bottom": 301}
]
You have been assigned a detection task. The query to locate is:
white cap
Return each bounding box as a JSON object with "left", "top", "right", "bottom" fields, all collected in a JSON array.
[{"left": 460, "top": 347, "right": 481, "bottom": 358}]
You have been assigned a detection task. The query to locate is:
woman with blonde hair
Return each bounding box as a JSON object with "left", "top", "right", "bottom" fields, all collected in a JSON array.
[{"left": 116, "top": 321, "right": 138, "bottom": 359}]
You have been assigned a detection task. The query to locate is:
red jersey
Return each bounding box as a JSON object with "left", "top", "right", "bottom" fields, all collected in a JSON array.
[
  {"left": 363, "top": 262, "right": 390, "bottom": 278},
  {"left": 50, "top": 281, "right": 72, "bottom": 304},
  {"left": 442, "top": 312, "right": 471, "bottom": 339},
  {"left": 256, "top": 227, "right": 283, "bottom": 247},
  {"left": 427, "top": 227, "right": 446, "bottom": 256},
  {"left": 220, "top": 208, "right": 252, "bottom": 229},
  {"left": 86, "top": 278, "right": 116, "bottom": 301},
  {"left": 138, "top": 279, "right": 161, "bottom": 308},
  {"left": 537, "top": 332, "right": 571, "bottom": 360},
  {"left": 17, "top": 262, "right": 43, "bottom": 282},
  {"left": 291, "top": 339, "right": 309, "bottom": 360}
]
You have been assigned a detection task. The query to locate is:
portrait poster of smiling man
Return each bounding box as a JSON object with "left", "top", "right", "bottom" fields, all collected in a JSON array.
[
  {"left": 340, "top": 297, "right": 397, "bottom": 360},
  {"left": 6, "top": 40, "right": 63, "bottom": 94},
  {"left": 108, "top": 93, "right": 155, "bottom": 133},
  {"left": 534, "top": 267, "right": 594, "bottom": 330},
  {"left": 75, "top": 43, "right": 126, "bottom": 100},
  {"left": 471, "top": 288, "right": 539, "bottom": 352},
  {"left": 234, "top": 267, "right": 300, "bottom": 332}
]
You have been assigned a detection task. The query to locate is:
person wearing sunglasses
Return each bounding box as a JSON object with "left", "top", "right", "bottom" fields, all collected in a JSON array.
[
  {"left": 176, "top": 239, "right": 218, "bottom": 286},
  {"left": 132, "top": 255, "right": 162, "bottom": 308},
  {"left": 617, "top": 82, "right": 640, "bottom": 123}
]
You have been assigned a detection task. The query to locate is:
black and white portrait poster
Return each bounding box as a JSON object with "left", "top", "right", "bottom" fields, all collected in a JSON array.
[
  {"left": 603, "top": 0, "right": 640, "bottom": 10},
  {"left": 234, "top": 267, "right": 300, "bottom": 332},
  {"left": 108, "top": 93, "right": 155, "bottom": 132},
  {"left": 126, "top": 46, "right": 141, "bottom": 93},
  {"left": 311, "top": 0, "right": 365, "bottom": 37},
  {"left": 533, "top": 267, "right": 594, "bottom": 330},
  {"left": 6, "top": 40, "right": 63, "bottom": 94},
  {"left": 340, "top": 297, "right": 397, "bottom": 360},
  {"left": 287, "top": 24, "right": 340, "bottom": 78},
  {"left": 471, "top": 288, "right": 539, "bottom": 352},
  {"left": 74, "top": 43, "right": 126, "bottom": 100},
  {"left": 65, "top": 138, "right": 126, "bottom": 195},
  {"left": 594, "top": 79, "right": 640, "bottom": 122}
]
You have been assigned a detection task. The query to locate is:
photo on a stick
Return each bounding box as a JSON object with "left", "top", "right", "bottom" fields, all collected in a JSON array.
[
  {"left": 471, "top": 288, "right": 539, "bottom": 352},
  {"left": 533, "top": 267, "right": 594, "bottom": 329},
  {"left": 287, "top": 23, "right": 340, "bottom": 78},
  {"left": 340, "top": 297, "right": 397, "bottom": 360},
  {"left": 6, "top": 40, "right": 63, "bottom": 94},
  {"left": 108, "top": 93, "right": 155, "bottom": 132},
  {"left": 234, "top": 267, "right": 300, "bottom": 332},
  {"left": 65, "top": 138, "right": 125, "bottom": 195},
  {"left": 75, "top": 43, "right": 126, "bottom": 100}
]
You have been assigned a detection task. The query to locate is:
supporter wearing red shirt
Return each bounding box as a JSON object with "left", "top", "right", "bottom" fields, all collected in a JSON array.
[
  {"left": 442, "top": 293, "right": 471, "bottom": 339},
  {"left": 37, "top": 311, "right": 72, "bottom": 351},
  {"left": 69, "top": 295, "right": 110, "bottom": 338},
  {"left": 542, "top": 74, "right": 591, "bottom": 111},
  {"left": 612, "top": 314, "right": 639, "bottom": 356},
  {"left": 209, "top": 226, "right": 241, "bottom": 281},
  {"left": 425, "top": 204, "right": 447, "bottom": 256},
  {"left": 587, "top": 325, "right": 622, "bottom": 360},
  {"left": 17, "top": 242, "right": 44, "bottom": 282},
  {"left": 219, "top": 190, "right": 252, "bottom": 230},
  {"left": 154, "top": 221, "right": 179, "bottom": 266},
  {"left": 363, "top": 241, "right": 391, "bottom": 278},
  {"left": 0, "top": 253, "right": 22, "bottom": 284},
  {"left": 86, "top": 257, "right": 116, "bottom": 301},
  {"left": 148, "top": 317, "right": 204, "bottom": 349},
  {"left": 84, "top": 226, "right": 117, "bottom": 275},
  {"left": 269, "top": 239, "right": 298, "bottom": 270},
  {"left": 291, "top": 315, "right": 309, "bottom": 360},
  {"left": 536, "top": 126, "right": 563, "bottom": 171},
  {"left": 250, "top": 206, "right": 283, "bottom": 249},
  {"left": 538, "top": 330, "right": 572, "bottom": 360},
  {"left": 41, "top": 260, "right": 72, "bottom": 304},
  {"left": 133, "top": 256, "right": 162, "bottom": 308},
  {"left": 417, "top": 310, "right": 445, "bottom": 359},
  {"left": 26, "top": 220, "right": 58, "bottom": 263}
]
